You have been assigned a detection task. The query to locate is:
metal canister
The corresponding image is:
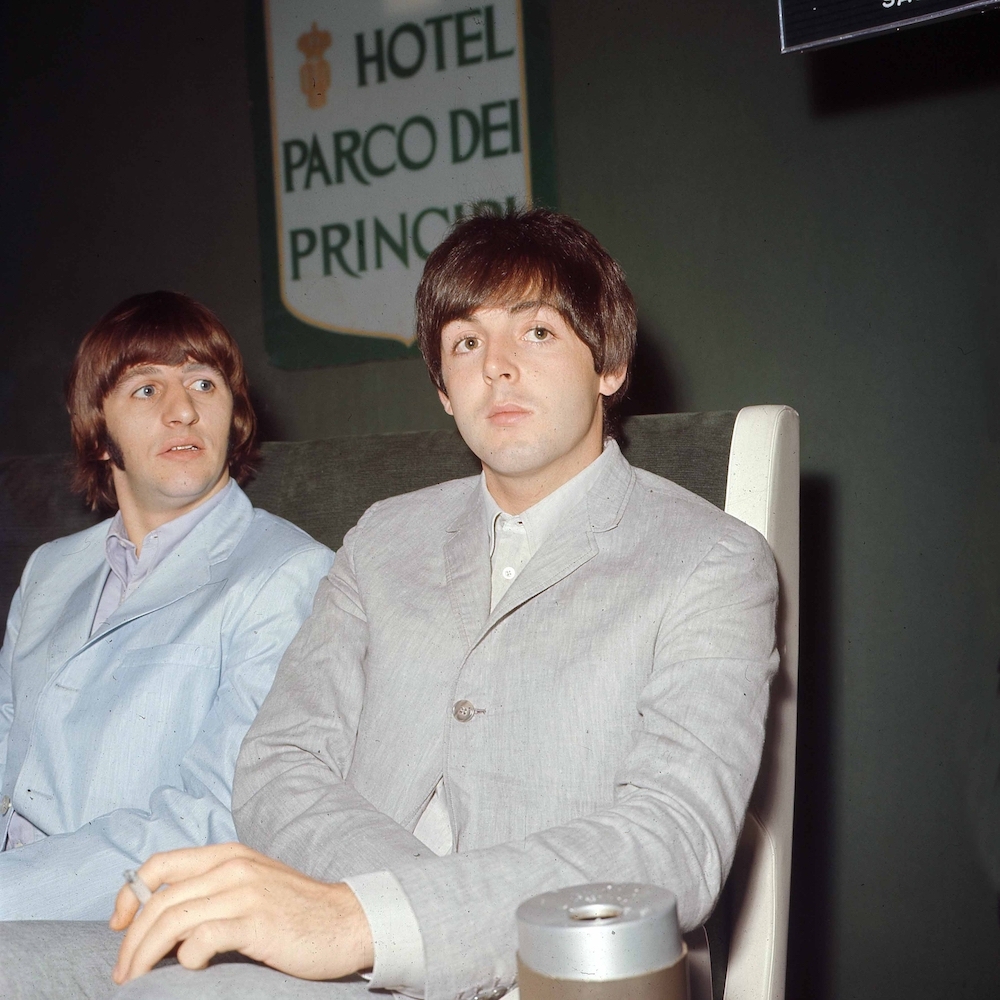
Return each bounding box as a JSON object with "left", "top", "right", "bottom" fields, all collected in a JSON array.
[{"left": 516, "top": 884, "right": 689, "bottom": 1000}]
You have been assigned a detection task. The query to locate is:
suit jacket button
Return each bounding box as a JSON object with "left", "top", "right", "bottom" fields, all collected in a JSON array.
[
  {"left": 0, "top": 795, "right": 10, "bottom": 815},
  {"left": 453, "top": 700, "right": 477, "bottom": 722}
]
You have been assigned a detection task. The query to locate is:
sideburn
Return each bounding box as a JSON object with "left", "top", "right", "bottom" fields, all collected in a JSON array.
[{"left": 103, "top": 433, "right": 126, "bottom": 471}]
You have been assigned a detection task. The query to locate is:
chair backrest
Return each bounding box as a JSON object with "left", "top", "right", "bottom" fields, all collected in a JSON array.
[
  {"left": 0, "top": 411, "right": 745, "bottom": 619},
  {"left": 721, "top": 405, "right": 800, "bottom": 1000}
]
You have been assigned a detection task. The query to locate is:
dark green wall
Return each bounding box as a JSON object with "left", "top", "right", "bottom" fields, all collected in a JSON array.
[
  {"left": 0, "top": 2, "right": 453, "bottom": 450},
  {"left": 2, "top": 2, "right": 998, "bottom": 997},
  {"left": 544, "top": 4, "right": 1000, "bottom": 997}
]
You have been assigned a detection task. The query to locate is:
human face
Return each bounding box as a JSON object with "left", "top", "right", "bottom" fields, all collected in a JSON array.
[
  {"left": 438, "top": 301, "right": 625, "bottom": 513},
  {"left": 101, "top": 361, "right": 233, "bottom": 541}
]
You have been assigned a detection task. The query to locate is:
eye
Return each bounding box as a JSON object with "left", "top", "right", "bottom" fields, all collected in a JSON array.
[
  {"left": 524, "top": 326, "right": 551, "bottom": 342},
  {"left": 453, "top": 336, "right": 480, "bottom": 354},
  {"left": 190, "top": 378, "right": 215, "bottom": 392},
  {"left": 132, "top": 384, "right": 156, "bottom": 399}
]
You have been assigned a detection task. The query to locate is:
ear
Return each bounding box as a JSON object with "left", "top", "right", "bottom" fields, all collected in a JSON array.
[
  {"left": 437, "top": 388, "right": 454, "bottom": 416},
  {"left": 598, "top": 367, "right": 627, "bottom": 397}
]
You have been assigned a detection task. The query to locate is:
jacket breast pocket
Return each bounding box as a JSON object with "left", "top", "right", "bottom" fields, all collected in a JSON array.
[
  {"left": 110, "top": 643, "right": 220, "bottom": 751},
  {"left": 118, "top": 642, "right": 217, "bottom": 671},
  {"left": 84, "top": 642, "right": 220, "bottom": 746}
]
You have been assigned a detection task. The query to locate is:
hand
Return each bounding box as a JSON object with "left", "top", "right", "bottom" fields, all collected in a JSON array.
[{"left": 109, "top": 842, "right": 374, "bottom": 984}]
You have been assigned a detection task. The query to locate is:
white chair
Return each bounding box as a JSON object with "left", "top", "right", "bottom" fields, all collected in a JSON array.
[{"left": 720, "top": 405, "right": 800, "bottom": 1000}]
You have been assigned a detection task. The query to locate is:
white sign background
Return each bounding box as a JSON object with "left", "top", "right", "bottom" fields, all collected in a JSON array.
[{"left": 265, "top": 0, "right": 530, "bottom": 344}]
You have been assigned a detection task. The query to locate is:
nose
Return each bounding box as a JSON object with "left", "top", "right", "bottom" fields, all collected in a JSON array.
[
  {"left": 162, "top": 381, "right": 198, "bottom": 425},
  {"left": 482, "top": 337, "right": 519, "bottom": 384}
]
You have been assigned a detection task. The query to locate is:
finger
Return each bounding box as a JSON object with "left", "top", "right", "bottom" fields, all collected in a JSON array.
[
  {"left": 113, "top": 844, "right": 254, "bottom": 950},
  {"left": 137, "top": 842, "right": 251, "bottom": 893},
  {"left": 175, "top": 916, "right": 257, "bottom": 971},
  {"left": 115, "top": 861, "right": 264, "bottom": 983},
  {"left": 109, "top": 880, "right": 141, "bottom": 930},
  {"left": 115, "top": 888, "right": 238, "bottom": 982},
  {"left": 114, "top": 877, "right": 179, "bottom": 980}
]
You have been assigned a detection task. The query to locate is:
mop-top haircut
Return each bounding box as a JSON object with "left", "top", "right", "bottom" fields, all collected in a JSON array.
[
  {"left": 416, "top": 207, "right": 637, "bottom": 433},
  {"left": 66, "top": 291, "right": 258, "bottom": 510}
]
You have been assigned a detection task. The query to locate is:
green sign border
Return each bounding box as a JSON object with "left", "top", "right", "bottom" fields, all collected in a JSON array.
[{"left": 245, "top": 0, "right": 557, "bottom": 370}]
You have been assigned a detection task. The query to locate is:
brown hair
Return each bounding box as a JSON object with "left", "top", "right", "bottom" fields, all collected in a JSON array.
[
  {"left": 415, "top": 207, "right": 637, "bottom": 433},
  {"left": 66, "top": 291, "right": 259, "bottom": 511}
]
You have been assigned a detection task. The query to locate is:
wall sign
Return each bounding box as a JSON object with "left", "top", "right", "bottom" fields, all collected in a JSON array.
[
  {"left": 247, "top": 0, "right": 554, "bottom": 368},
  {"left": 780, "top": 0, "right": 1000, "bottom": 51}
]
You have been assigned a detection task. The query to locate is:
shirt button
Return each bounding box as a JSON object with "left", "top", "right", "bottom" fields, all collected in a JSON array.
[
  {"left": 0, "top": 795, "right": 10, "bottom": 815},
  {"left": 453, "top": 700, "right": 477, "bottom": 722},
  {"left": 502, "top": 567, "right": 516, "bottom": 580}
]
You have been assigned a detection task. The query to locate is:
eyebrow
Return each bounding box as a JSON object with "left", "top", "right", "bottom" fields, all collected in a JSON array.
[
  {"left": 115, "top": 362, "right": 222, "bottom": 389},
  {"left": 117, "top": 365, "right": 162, "bottom": 381},
  {"left": 455, "top": 299, "right": 552, "bottom": 323},
  {"left": 120, "top": 361, "right": 219, "bottom": 379},
  {"left": 508, "top": 299, "right": 549, "bottom": 316}
]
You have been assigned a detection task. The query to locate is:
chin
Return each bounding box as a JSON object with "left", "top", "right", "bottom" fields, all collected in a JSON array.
[
  {"left": 480, "top": 444, "right": 550, "bottom": 478},
  {"left": 159, "top": 473, "right": 225, "bottom": 501}
]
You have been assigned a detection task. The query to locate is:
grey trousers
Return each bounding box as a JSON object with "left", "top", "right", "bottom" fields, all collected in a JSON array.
[{"left": 0, "top": 923, "right": 374, "bottom": 1000}]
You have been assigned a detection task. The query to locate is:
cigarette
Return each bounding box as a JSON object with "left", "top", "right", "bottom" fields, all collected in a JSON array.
[{"left": 123, "top": 869, "right": 152, "bottom": 906}]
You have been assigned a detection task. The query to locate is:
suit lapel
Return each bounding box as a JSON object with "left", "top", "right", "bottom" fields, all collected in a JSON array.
[
  {"left": 443, "top": 486, "right": 492, "bottom": 651},
  {"left": 97, "top": 547, "right": 214, "bottom": 635},
  {"left": 90, "top": 483, "right": 253, "bottom": 641},
  {"left": 485, "top": 511, "right": 598, "bottom": 628},
  {"left": 477, "top": 444, "right": 638, "bottom": 642},
  {"left": 45, "top": 555, "right": 109, "bottom": 675},
  {"left": 442, "top": 487, "right": 600, "bottom": 654}
]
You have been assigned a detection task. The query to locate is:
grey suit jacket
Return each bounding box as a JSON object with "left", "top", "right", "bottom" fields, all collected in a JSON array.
[{"left": 234, "top": 444, "right": 778, "bottom": 1000}]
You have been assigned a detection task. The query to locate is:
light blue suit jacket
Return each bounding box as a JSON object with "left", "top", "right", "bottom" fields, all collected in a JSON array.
[{"left": 0, "top": 483, "right": 332, "bottom": 919}]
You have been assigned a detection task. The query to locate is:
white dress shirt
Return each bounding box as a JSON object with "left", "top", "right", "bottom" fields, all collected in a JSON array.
[{"left": 345, "top": 446, "right": 613, "bottom": 996}]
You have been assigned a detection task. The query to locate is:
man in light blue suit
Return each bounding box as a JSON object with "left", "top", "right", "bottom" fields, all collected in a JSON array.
[{"left": 0, "top": 291, "right": 333, "bottom": 920}]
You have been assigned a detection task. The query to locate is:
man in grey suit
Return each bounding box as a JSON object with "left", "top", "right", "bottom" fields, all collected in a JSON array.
[{"left": 3, "top": 210, "right": 777, "bottom": 1000}]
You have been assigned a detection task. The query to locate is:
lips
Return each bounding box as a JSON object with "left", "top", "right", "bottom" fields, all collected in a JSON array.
[
  {"left": 160, "top": 439, "right": 204, "bottom": 456},
  {"left": 487, "top": 402, "right": 532, "bottom": 424}
]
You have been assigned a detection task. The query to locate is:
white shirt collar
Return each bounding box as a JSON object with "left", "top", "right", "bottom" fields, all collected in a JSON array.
[
  {"left": 481, "top": 441, "right": 617, "bottom": 560},
  {"left": 104, "top": 479, "right": 233, "bottom": 592}
]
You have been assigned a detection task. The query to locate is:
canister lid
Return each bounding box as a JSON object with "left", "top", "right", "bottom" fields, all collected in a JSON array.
[{"left": 516, "top": 883, "right": 682, "bottom": 981}]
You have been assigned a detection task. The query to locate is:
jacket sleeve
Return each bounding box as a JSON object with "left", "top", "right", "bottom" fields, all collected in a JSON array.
[
  {"left": 234, "top": 521, "right": 438, "bottom": 876},
  {"left": 0, "top": 570, "right": 29, "bottom": 790},
  {"left": 0, "top": 543, "right": 333, "bottom": 920},
  {"left": 0, "top": 547, "right": 42, "bottom": 795}
]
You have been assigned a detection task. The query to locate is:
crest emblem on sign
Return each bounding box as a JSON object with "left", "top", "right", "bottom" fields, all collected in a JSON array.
[{"left": 297, "top": 22, "right": 332, "bottom": 109}]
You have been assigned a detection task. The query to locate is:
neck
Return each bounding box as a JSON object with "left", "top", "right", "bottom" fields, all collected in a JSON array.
[
  {"left": 484, "top": 444, "right": 603, "bottom": 515},
  {"left": 115, "top": 474, "right": 230, "bottom": 554}
]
